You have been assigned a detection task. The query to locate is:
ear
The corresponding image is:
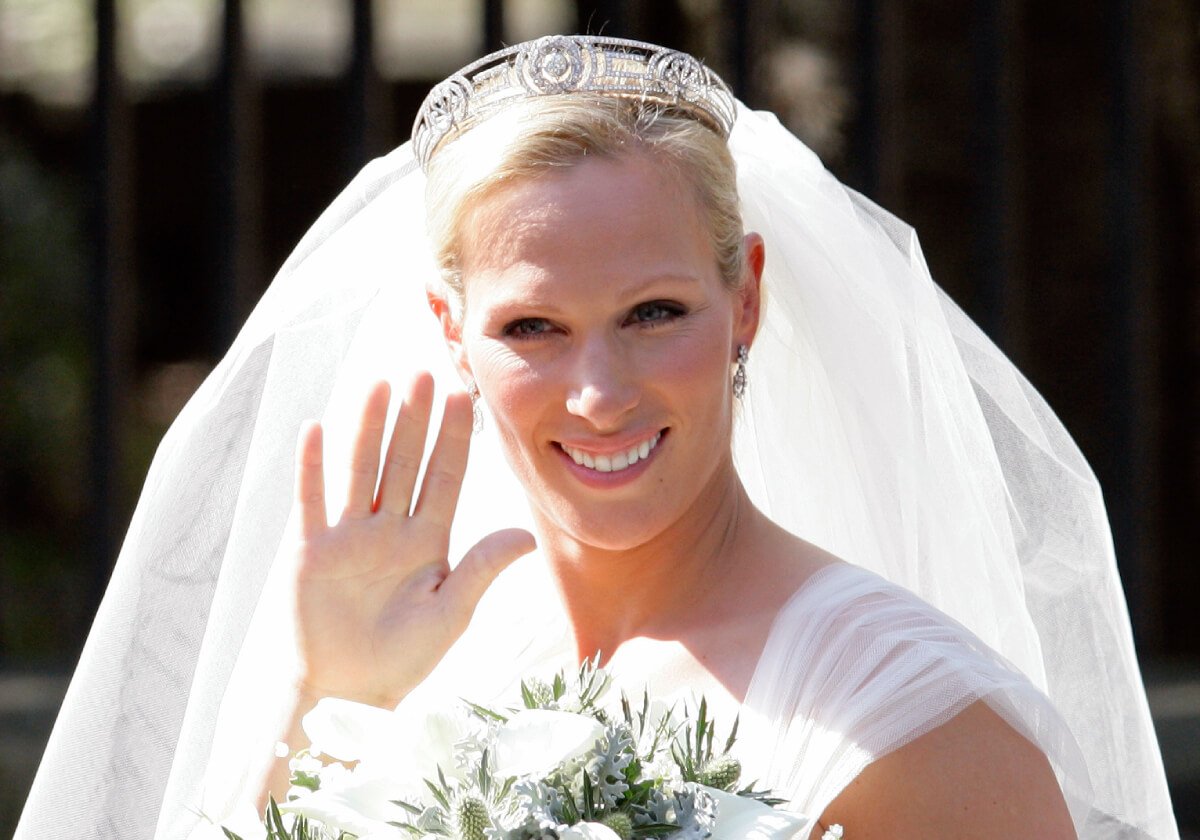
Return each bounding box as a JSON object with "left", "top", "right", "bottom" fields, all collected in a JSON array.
[
  {"left": 733, "top": 232, "right": 765, "bottom": 349},
  {"left": 426, "top": 284, "right": 473, "bottom": 385}
]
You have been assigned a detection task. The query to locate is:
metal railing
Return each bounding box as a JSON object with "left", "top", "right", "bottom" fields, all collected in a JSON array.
[{"left": 82, "top": 0, "right": 1160, "bottom": 646}]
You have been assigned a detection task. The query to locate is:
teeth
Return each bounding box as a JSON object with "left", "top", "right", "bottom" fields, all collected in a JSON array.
[{"left": 562, "top": 432, "right": 661, "bottom": 474}]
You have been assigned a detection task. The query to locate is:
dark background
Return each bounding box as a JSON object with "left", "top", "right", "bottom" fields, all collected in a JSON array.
[{"left": 1, "top": 0, "right": 1198, "bottom": 834}]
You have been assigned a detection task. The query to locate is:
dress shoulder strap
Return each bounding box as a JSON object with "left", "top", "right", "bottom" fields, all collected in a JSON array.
[{"left": 740, "top": 563, "right": 1091, "bottom": 825}]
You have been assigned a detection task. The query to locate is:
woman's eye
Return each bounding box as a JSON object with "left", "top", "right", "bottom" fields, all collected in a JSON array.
[
  {"left": 503, "top": 318, "right": 554, "bottom": 338},
  {"left": 627, "top": 301, "right": 685, "bottom": 326}
]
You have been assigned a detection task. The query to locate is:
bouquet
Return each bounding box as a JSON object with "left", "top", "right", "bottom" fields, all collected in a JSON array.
[{"left": 221, "top": 659, "right": 837, "bottom": 840}]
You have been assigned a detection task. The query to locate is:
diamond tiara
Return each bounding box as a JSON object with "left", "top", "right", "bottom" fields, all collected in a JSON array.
[{"left": 412, "top": 35, "right": 738, "bottom": 171}]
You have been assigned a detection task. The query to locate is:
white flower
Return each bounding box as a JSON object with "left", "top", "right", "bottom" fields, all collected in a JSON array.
[
  {"left": 702, "top": 786, "right": 814, "bottom": 840},
  {"left": 289, "top": 751, "right": 323, "bottom": 775},
  {"left": 821, "top": 825, "right": 844, "bottom": 840},
  {"left": 559, "top": 821, "right": 623, "bottom": 840},
  {"left": 493, "top": 709, "right": 606, "bottom": 778},
  {"left": 301, "top": 695, "right": 467, "bottom": 795},
  {"left": 302, "top": 698, "right": 400, "bottom": 763},
  {"left": 280, "top": 776, "right": 409, "bottom": 838}
]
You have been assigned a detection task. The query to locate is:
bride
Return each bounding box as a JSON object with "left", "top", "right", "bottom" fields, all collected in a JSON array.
[{"left": 16, "top": 36, "right": 1177, "bottom": 839}]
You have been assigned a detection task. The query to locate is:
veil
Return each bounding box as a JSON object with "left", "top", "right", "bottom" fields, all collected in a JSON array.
[{"left": 15, "top": 96, "right": 1176, "bottom": 837}]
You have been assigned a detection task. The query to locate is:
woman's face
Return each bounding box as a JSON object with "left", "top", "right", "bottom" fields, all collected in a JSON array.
[{"left": 438, "top": 152, "right": 761, "bottom": 552}]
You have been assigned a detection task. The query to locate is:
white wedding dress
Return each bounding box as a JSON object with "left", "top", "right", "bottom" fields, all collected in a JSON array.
[
  {"left": 741, "top": 563, "right": 1089, "bottom": 823},
  {"left": 15, "top": 103, "right": 1177, "bottom": 838},
  {"left": 398, "top": 556, "right": 1094, "bottom": 833}
]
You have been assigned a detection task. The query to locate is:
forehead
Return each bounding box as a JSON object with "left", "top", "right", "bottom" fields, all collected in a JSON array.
[{"left": 458, "top": 153, "right": 717, "bottom": 300}]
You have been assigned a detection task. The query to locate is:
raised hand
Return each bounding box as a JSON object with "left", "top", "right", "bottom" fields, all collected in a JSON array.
[{"left": 289, "top": 372, "right": 535, "bottom": 708}]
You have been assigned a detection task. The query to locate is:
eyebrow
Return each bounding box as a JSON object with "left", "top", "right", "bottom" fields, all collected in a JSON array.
[{"left": 481, "top": 271, "right": 703, "bottom": 309}]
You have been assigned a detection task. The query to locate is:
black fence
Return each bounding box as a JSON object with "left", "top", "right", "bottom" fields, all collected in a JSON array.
[{"left": 81, "top": 0, "right": 1198, "bottom": 657}]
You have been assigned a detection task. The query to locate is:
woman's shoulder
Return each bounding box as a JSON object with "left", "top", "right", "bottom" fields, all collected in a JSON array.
[
  {"left": 821, "top": 699, "right": 1075, "bottom": 837},
  {"left": 741, "top": 560, "right": 1078, "bottom": 824}
]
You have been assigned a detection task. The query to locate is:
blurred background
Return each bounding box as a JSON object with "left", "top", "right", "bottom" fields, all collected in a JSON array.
[{"left": 1, "top": 0, "right": 1197, "bottom": 834}]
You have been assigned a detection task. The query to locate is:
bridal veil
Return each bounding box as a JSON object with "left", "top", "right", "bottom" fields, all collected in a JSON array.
[{"left": 16, "top": 42, "right": 1176, "bottom": 839}]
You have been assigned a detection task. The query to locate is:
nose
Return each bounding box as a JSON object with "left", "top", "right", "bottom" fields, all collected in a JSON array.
[{"left": 564, "top": 336, "right": 640, "bottom": 430}]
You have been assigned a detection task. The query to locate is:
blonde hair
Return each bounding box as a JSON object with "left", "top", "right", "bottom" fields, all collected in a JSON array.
[{"left": 424, "top": 95, "right": 744, "bottom": 305}]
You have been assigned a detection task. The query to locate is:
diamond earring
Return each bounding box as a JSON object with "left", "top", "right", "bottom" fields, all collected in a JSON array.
[
  {"left": 467, "top": 380, "right": 484, "bottom": 433},
  {"left": 732, "top": 345, "right": 749, "bottom": 399}
]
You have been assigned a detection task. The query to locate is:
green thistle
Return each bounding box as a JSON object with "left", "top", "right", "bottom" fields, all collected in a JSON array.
[
  {"left": 697, "top": 755, "right": 742, "bottom": 791},
  {"left": 522, "top": 677, "right": 556, "bottom": 709},
  {"left": 453, "top": 795, "right": 490, "bottom": 840},
  {"left": 600, "top": 811, "right": 634, "bottom": 840}
]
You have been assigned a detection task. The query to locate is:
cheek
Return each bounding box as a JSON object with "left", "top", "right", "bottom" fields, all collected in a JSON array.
[
  {"left": 659, "top": 322, "right": 736, "bottom": 405},
  {"left": 465, "top": 339, "right": 547, "bottom": 440}
]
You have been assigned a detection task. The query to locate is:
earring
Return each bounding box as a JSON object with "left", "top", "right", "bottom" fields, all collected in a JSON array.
[
  {"left": 467, "top": 380, "right": 484, "bottom": 434},
  {"left": 732, "top": 344, "right": 749, "bottom": 399}
]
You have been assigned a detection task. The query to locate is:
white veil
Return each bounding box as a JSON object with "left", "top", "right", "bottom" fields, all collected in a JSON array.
[{"left": 16, "top": 98, "right": 1176, "bottom": 838}]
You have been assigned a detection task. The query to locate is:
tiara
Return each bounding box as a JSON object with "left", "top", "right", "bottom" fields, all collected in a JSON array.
[{"left": 412, "top": 35, "right": 737, "bottom": 171}]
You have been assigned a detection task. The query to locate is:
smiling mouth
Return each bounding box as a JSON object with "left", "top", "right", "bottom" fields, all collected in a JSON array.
[{"left": 558, "top": 431, "right": 663, "bottom": 473}]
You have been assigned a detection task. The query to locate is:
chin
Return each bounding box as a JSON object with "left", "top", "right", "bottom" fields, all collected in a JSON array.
[
  {"left": 525, "top": 463, "right": 726, "bottom": 556},
  {"left": 536, "top": 503, "right": 681, "bottom": 554}
]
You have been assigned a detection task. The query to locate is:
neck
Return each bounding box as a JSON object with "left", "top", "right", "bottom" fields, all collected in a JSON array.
[{"left": 533, "top": 461, "right": 768, "bottom": 662}]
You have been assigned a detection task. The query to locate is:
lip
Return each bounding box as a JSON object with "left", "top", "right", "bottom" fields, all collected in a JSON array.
[
  {"left": 556, "top": 426, "right": 664, "bottom": 455},
  {"left": 553, "top": 428, "right": 667, "bottom": 487}
]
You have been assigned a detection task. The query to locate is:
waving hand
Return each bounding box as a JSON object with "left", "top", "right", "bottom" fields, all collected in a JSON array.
[{"left": 289, "top": 373, "right": 535, "bottom": 708}]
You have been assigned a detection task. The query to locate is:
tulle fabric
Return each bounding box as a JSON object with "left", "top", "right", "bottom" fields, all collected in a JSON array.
[
  {"left": 741, "top": 563, "right": 1092, "bottom": 826},
  {"left": 15, "top": 106, "right": 1176, "bottom": 838},
  {"left": 728, "top": 111, "right": 1175, "bottom": 836}
]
